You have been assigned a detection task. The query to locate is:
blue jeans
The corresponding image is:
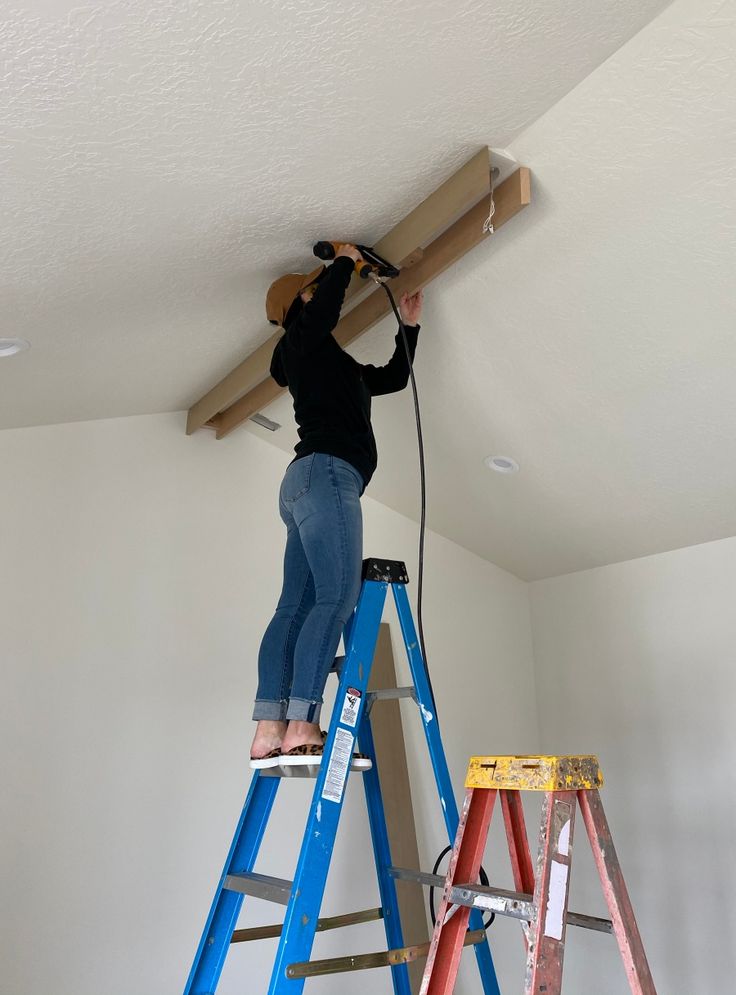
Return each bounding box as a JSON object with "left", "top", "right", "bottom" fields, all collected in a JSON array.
[{"left": 253, "top": 453, "right": 365, "bottom": 724}]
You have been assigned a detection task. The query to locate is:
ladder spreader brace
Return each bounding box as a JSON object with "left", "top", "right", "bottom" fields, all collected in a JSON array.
[{"left": 183, "top": 557, "right": 502, "bottom": 995}]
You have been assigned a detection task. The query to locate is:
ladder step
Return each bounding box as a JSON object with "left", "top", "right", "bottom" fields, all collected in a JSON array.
[
  {"left": 223, "top": 872, "right": 293, "bottom": 905},
  {"left": 389, "top": 867, "right": 613, "bottom": 934},
  {"left": 449, "top": 883, "right": 612, "bottom": 933},
  {"left": 259, "top": 757, "right": 372, "bottom": 779},
  {"left": 450, "top": 882, "right": 535, "bottom": 922},
  {"left": 286, "top": 929, "right": 485, "bottom": 979}
]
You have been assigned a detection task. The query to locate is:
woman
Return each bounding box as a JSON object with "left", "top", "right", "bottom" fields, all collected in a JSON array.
[{"left": 250, "top": 243, "right": 423, "bottom": 768}]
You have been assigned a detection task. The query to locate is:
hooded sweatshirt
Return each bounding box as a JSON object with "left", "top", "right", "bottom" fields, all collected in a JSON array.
[{"left": 270, "top": 255, "right": 420, "bottom": 489}]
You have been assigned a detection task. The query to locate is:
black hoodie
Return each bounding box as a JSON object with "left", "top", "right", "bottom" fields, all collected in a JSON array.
[{"left": 270, "top": 255, "right": 420, "bottom": 490}]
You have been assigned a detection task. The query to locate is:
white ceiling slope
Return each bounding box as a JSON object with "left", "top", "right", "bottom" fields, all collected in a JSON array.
[
  {"left": 253, "top": 0, "right": 736, "bottom": 580},
  {"left": 3, "top": 0, "right": 734, "bottom": 581},
  {"left": 1, "top": 0, "right": 669, "bottom": 434}
]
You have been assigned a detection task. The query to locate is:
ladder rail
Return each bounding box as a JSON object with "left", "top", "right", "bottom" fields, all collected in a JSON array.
[
  {"left": 184, "top": 774, "right": 279, "bottom": 995},
  {"left": 265, "top": 579, "right": 388, "bottom": 994},
  {"left": 577, "top": 788, "right": 657, "bottom": 995},
  {"left": 391, "top": 583, "right": 463, "bottom": 841},
  {"left": 392, "top": 582, "right": 502, "bottom": 995}
]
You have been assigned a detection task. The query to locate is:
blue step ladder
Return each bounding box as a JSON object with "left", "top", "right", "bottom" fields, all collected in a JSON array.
[{"left": 184, "top": 557, "right": 502, "bottom": 995}]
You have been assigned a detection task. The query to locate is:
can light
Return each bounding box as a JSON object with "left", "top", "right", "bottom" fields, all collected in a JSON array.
[
  {"left": 0, "top": 338, "right": 31, "bottom": 358},
  {"left": 485, "top": 454, "right": 519, "bottom": 474}
]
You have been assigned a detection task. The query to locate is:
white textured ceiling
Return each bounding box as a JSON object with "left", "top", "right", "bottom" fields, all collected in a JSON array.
[{"left": 4, "top": 0, "right": 735, "bottom": 581}]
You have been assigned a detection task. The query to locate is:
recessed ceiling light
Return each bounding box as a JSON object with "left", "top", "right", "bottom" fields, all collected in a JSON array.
[
  {"left": 485, "top": 454, "right": 519, "bottom": 474},
  {"left": 0, "top": 338, "right": 31, "bottom": 358}
]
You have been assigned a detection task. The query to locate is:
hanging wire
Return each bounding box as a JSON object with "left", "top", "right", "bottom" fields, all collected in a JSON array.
[{"left": 483, "top": 164, "right": 498, "bottom": 234}]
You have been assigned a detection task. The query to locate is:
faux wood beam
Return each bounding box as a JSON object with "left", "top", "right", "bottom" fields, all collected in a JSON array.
[
  {"left": 186, "top": 149, "right": 503, "bottom": 436},
  {"left": 186, "top": 333, "right": 283, "bottom": 436},
  {"left": 346, "top": 146, "right": 491, "bottom": 300},
  {"left": 212, "top": 166, "right": 530, "bottom": 439}
]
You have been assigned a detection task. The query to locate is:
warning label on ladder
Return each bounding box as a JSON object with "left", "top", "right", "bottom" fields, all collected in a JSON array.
[
  {"left": 339, "top": 687, "right": 362, "bottom": 728},
  {"left": 322, "top": 728, "right": 354, "bottom": 804}
]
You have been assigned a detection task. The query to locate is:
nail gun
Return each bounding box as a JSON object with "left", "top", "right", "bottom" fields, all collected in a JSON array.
[{"left": 313, "top": 241, "right": 400, "bottom": 281}]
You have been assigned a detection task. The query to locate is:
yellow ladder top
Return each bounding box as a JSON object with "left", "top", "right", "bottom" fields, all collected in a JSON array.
[{"left": 465, "top": 755, "right": 603, "bottom": 792}]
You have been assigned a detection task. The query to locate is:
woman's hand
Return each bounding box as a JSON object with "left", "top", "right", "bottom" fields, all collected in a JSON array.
[
  {"left": 336, "top": 243, "right": 363, "bottom": 263},
  {"left": 399, "top": 289, "right": 423, "bottom": 326}
]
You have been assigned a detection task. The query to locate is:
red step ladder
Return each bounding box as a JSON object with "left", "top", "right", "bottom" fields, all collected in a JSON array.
[{"left": 419, "top": 755, "right": 657, "bottom": 995}]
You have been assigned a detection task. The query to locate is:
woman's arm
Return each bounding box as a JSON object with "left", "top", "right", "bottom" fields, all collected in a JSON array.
[
  {"left": 285, "top": 248, "right": 361, "bottom": 353},
  {"left": 360, "top": 326, "right": 420, "bottom": 395},
  {"left": 359, "top": 290, "right": 423, "bottom": 395}
]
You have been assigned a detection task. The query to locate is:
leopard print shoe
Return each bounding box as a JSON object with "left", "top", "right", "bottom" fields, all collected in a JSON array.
[
  {"left": 249, "top": 746, "right": 282, "bottom": 770},
  {"left": 279, "top": 730, "right": 372, "bottom": 770},
  {"left": 278, "top": 741, "right": 325, "bottom": 766}
]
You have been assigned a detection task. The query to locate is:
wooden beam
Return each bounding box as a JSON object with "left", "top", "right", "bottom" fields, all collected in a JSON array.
[
  {"left": 186, "top": 149, "right": 494, "bottom": 435},
  {"left": 214, "top": 166, "right": 530, "bottom": 439},
  {"left": 186, "top": 334, "right": 283, "bottom": 436},
  {"left": 351, "top": 147, "right": 491, "bottom": 292}
]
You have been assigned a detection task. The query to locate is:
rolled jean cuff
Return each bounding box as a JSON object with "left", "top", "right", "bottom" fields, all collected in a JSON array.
[
  {"left": 285, "top": 697, "right": 322, "bottom": 723},
  {"left": 252, "top": 698, "right": 288, "bottom": 721}
]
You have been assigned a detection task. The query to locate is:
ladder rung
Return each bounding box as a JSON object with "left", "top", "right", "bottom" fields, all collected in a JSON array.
[
  {"left": 231, "top": 907, "right": 384, "bottom": 944},
  {"left": 367, "top": 686, "right": 417, "bottom": 703},
  {"left": 564, "top": 911, "right": 613, "bottom": 934},
  {"left": 389, "top": 866, "right": 444, "bottom": 888},
  {"left": 286, "top": 929, "right": 485, "bottom": 979},
  {"left": 390, "top": 867, "right": 613, "bottom": 934},
  {"left": 224, "top": 872, "right": 292, "bottom": 905}
]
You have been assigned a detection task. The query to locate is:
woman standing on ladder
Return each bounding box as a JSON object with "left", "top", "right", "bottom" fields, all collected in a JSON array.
[{"left": 250, "top": 243, "right": 423, "bottom": 769}]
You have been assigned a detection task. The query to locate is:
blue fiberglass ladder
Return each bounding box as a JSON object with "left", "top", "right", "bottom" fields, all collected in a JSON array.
[{"left": 184, "top": 558, "right": 501, "bottom": 995}]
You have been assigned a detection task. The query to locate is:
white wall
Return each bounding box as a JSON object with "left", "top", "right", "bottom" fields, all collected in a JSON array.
[
  {"left": 530, "top": 539, "right": 736, "bottom": 995},
  {"left": 5, "top": 409, "right": 729, "bottom": 995},
  {"left": 0, "top": 411, "right": 537, "bottom": 995}
]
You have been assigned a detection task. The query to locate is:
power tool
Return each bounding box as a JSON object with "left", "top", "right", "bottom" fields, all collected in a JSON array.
[{"left": 312, "top": 241, "right": 401, "bottom": 281}]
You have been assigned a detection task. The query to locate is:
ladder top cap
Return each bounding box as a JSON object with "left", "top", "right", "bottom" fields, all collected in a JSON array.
[
  {"left": 361, "top": 558, "right": 410, "bottom": 584},
  {"left": 465, "top": 754, "right": 603, "bottom": 791}
]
